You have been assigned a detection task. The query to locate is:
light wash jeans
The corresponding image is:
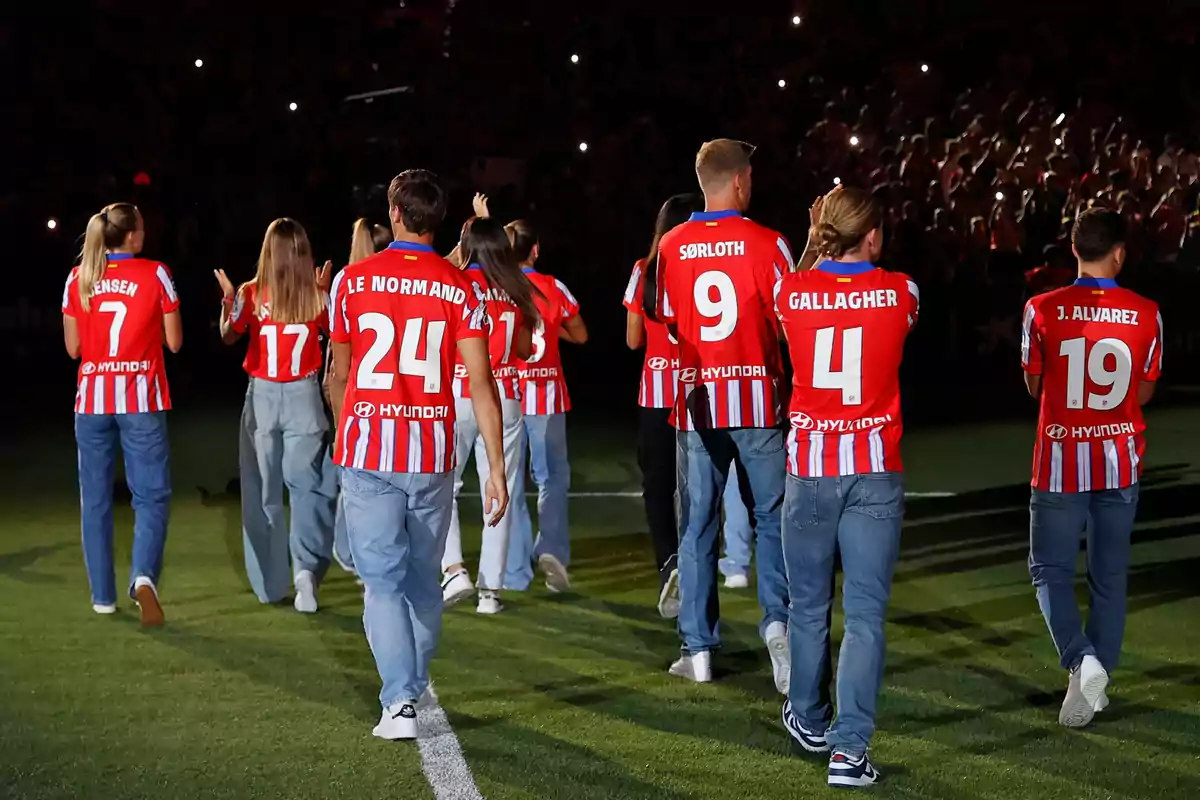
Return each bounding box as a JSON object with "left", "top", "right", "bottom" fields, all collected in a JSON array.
[
  {"left": 321, "top": 451, "right": 354, "bottom": 573},
  {"left": 1029, "top": 486, "right": 1139, "bottom": 673},
  {"left": 719, "top": 469, "right": 753, "bottom": 578},
  {"left": 442, "top": 397, "right": 526, "bottom": 591},
  {"left": 784, "top": 472, "right": 904, "bottom": 759},
  {"left": 75, "top": 412, "right": 171, "bottom": 606},
  {"left": 506, "top": 412, "right": 569, "bottom": 588},
  {"left": 341, "top": 467, "right": 453, "bottom": 708},
  {"left": 240, "top": 377, "right": 336, "bottom": 603},
  {"left": 676, "top": 427, "right": 789, "bottom": 653}
]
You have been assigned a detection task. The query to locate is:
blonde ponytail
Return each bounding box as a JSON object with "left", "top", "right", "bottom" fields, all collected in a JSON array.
[
  {"left": 349, "top": 218, "right": 391, "bottom": 264},
  {"left": 77, "top": 213, "right": 109, "bottom": 312}
]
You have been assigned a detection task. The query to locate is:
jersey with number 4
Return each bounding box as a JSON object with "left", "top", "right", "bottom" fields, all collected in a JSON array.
[
  {"left": 776, "top": 262, "right": 918, "bottom": 477},
  {"left": 230, "top": 283, "right": 328, "bottom": 382},
  {"left": 1022, "top": 278, "right": 1162, "bottom": 493},
  {"left": 517, "top": 270, "right": 579, "bottom": 416},
  {"left": 452, "top": 266, "right": 525, "bottom": 401},
  {"left": 330, "top": 242, "right": 489, "bottom": 474},
  {"left": 658, "top": 211, "right": 794, "bottom": 431},
  {"left": 62, "top": 255, "right": 180, "bottom": 415}
]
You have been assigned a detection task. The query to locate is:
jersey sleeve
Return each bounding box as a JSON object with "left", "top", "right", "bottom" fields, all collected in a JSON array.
[
  {"left": 556, "top": 278, "right": 580, "bottom": 320},
  {"left": 329, "top": 269, "right": 351, "bottom": 343},
  {"left": 773, "top": 232, "right": 796, "bottom": 276},
  {"left": 229, "top": 285, "right": 252, "bottom": 334},
  {"left": 1144, "top": 306, "right": 1164, "bottom": 382},
  {"left": 458, "top": 281, "right": 490, "bottom": 341},
  {"left": 1020, "top": 298, "right": 1043, "bottom": 375},
  {"left": 904, "top": 275, "right": 920, "bottom": 329},
  {"left": 623, "top": 262, "right": 644, "bottom": 315},
  {"left": 62, "top": 268, "right": 80, "bottom": 317},
  {"left": 156, "top": 264, "right": 181, "bottom": 313},
  {"left": 657, "top": 248, "right": 677, "bottom": 325}
]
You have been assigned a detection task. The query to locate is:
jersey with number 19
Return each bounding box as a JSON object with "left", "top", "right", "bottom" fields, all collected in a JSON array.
[
  {"left": 330, "top": 242, "right": 489, "bottom": 474},
  {"left": 658, "top": 211, "right": 794, "bottom": 431},
  {"left": 776, "top": 261, "right": 918, "bottom": 477},
  {"left": 451, "top": 266, "right": 525, "bottom": 401},
  {"left": 61, "top": 255, "right": 180, "bottom": 415},
  {"left": 1021, "top": 278, "right": 1163, "bottom": 493}
]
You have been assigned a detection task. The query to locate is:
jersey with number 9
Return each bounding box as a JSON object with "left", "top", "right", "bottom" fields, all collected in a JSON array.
[
  {"left": 1022, "top": 278, "right": 1162, "bottom": 493},
  {"left": 62, "top": 255, "right": 180, "bottom": 415},
  {"left": 775, "top": 262, "right": 918, "bottom": 478},
  {"left": 330, "top": 242, "right": 489, "bottom": 474},
  {"left": 657, "top": 211, "right": 794, "bottom": 431}
]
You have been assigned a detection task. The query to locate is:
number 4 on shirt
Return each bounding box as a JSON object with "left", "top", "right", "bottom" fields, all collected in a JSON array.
[{"left": 357, "top": 313, "right": 446, "bottom": 394}]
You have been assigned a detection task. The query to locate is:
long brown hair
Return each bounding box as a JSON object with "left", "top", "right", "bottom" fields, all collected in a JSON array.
[
  {"left": 78, "top": 203, "right": 139, "bottom": 311},
  {"left": 462, "top": 217, "right": 542, "bottom": 326},
  {"left": 240, "top": 218, "right": 325, "bottom": 324},
  {"left": 505, "top": 219, "right": 539, "bottom": 265},
  {"left": 642, "top": 193, "right": 703, "bottom": 321},
  {"left": 349, "top": 218, "right": 392, "bottom": 264}
]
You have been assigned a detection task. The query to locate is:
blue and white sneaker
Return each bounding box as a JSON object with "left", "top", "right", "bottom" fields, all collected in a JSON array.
[
  {"left": 828, "top": 751, "right": 880, "bottom": 788},
  {"left": 782, "top": 700, "right": 829, "bottom": 753}
]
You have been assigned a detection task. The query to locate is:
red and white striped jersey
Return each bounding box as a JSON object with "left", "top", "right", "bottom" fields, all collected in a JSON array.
[
  {"left": 658, "top": 211, "right": 794, "bottom": 431},
  {"left": 451, "top": 265, "right": 525, "bottom": 402},
  {"left": 330, "top": 242, "right": 489, "bottom": 474},
  {"left": 230, "top": 283, "right": 328, "bottom": 382},
  {"left": 623, "top": 259, "right": 680, "bottom": 408},
  {"left": 517, "top": 269, "right": 580, "bottom": 416},
  {"left": 1022, "top": 277, "right": 1163, "bottom": 493},
  {"left": 62, "top": 255, "right": 180, "bottom": 415},
  {"left": 776, "top": 261, "right": 918, "bottom": 477}
]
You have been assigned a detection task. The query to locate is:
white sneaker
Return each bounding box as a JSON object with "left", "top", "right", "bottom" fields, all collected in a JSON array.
[
  {"left": 764, "top": 621, "right": 790, "bottom": 695},
  {"left": 418, "top": 683, "right": 438, "bottom": 710},
  {"left": 442, "top": 569, "right": 475, "bottom": 607},
  {"left": 658, "top": 568, "right": 680, "bottom": 619},
  {"left": 538, "top": 554, "right": 571, "bottom": 594},
  {"left": 724, "top": 573, "right": 749, "bottom": 590},
  {"left": 669, "top": 651, "right": 712, "bottom": 683},
  {"left": 1059, "top": 654, "right": 1108, "bottom": 728},
  {"left": 92, "top": 603, "right": 117, "bottom": 615},
  {"left": 1094, "top": 690, "right": 1110, "bottom": 713},
  {"left": 476, "top": 590, "right": 504, "bottom": 615},
  {"left": 293, "top": 570, "right": 318, "bottom": 614},
  {"left": 372, "top": 702, "right": 417, "bottom": 740}
]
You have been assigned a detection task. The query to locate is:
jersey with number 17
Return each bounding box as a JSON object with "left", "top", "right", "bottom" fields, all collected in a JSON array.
[
  {"left": 658, "top": 211, "right": 794, "bottom": 431},
  {"left": 229, "top": 283, "right": 328, "bottom": 382},
  {"left": 776, "top": 262, "right": 918, "bottom": 477},
  {"left": 1022, "top": 278, "right": 1162, "bottom": 493},
  {"left": 330, "top": 242, "right": 489, "bottom": 474},
  {"left": 61, "top": 255, "right": 180, "bottom": 415}
]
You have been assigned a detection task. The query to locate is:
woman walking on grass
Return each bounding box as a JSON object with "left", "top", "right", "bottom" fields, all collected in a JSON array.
[{"left": 62, "top": 202, "right": 182, "bottom": 626}]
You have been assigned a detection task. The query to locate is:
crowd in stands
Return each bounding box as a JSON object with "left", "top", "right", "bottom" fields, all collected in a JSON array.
[{"left": 8, "top": 1, "right": 1200, "bottom": 413}]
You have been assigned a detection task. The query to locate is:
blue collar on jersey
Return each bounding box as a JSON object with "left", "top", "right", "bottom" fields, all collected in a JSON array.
[
  {"left": 689, "top": 210, "right": 742, "bottom": 222},
  {"left": 816, "top": 260, "right": 875, "bottom": 275},
  {"left": 467, "top": 263, "right": 482, "bottom": 271},
  {"left": 521, "top": 267, "right": 538, "bottom": 274},
  {"left": 106, "top": 253, "right": 134, "bottom": 261},
  {"left": 387, "top": 241, "right": 436, "bottom": 253},
  {"left": 1074, "top": 276, "right": 1118, "bottom": 288}
]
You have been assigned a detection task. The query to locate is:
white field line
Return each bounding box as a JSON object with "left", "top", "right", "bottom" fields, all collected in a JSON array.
[
  {"left": 566, "top": 490, "right": 956, "bottom": 499},
  {"left": 417, "top": 686, "right": 484, "bottom": 800}
]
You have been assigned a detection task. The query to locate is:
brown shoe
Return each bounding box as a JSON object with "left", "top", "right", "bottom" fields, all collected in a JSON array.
[{"left": 135, "top": 583, "right": 165, "bottom": 627}]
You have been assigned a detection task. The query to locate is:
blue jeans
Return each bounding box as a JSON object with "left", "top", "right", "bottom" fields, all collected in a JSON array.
[
  {"left": 676, "top": 427, "right": 788, "bottom": 652},
  {"left": 239, "top": 377, "right": 336, "bottom": 603},
  {"left": 319, "top": 450, "right": 353, "bottom": 573},
  {"left": 341, "top": 467, "right": 453, "bottom": 709},
  {"left": 719, "top": 469, "right": 753, "bottom": 577},
  {"left": 507, "top": 412, "right": 569, "bottom": 588},
  {"left": 1029, "top": 486, "right": 1138, "bottom": 673},
  {"left": 75, "top": 412, "right": 171, "bottom": 606},
  {"left": 784, "top": 472, "right": 904, "bottom": 759}
]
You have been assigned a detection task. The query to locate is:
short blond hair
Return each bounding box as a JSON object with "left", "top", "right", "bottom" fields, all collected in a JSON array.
[{"left": 695, "top": 139, "right": 755, "bottom": 193}]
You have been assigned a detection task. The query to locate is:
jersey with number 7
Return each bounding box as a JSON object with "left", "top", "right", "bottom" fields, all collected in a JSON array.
[
  {"left": 775, "top": 262, "right": 918, "bottom": 477},
  {"left": 329, "top": 242, "right": 489, "bottom": 474},
  {"left": 1021, "top": 279, "right": 1162, "bottom": 493}
]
